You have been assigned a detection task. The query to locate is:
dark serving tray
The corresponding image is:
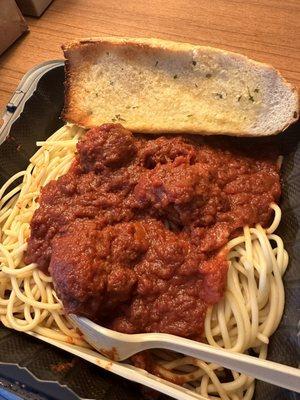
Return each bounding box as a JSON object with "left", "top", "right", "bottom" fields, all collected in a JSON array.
[{"left": 0, "top": 61, "right": 299, "bottom": 400}]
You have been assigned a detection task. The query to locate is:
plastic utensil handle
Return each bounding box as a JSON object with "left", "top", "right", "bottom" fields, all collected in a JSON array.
[{"left": 146, "top": 335, "right": 300, "bottom": 393}]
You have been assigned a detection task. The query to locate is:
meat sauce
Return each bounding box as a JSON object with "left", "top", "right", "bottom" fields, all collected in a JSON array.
[{"left": 25, "top": 124, "right": 280, "bottom": 339}]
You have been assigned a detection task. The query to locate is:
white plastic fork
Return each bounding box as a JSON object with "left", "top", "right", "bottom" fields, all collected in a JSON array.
[{"left": 69, "top": 315, "right": 300, "bottom": 394}]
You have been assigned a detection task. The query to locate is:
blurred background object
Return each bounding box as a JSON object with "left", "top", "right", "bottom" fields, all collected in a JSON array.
[
  {"left": 0, "top": 0, "right": 28, "bottom": 56},
  {"left": 15, "top": 0, "right": 53, "bottom": 17}
]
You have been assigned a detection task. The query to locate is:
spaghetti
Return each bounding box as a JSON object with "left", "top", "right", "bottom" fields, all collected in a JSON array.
[{"left": 0, "top": 125, "right": 288, "bottom": 400}]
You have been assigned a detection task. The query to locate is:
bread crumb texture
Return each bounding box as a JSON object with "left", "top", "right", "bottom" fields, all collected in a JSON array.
[{"left": 62, "top": 37, "right": 299, "bottom": 136}]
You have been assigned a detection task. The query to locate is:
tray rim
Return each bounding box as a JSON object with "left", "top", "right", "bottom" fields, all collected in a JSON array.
[
  {"left": 0, "top": 361, "right": 80, "bottom": 400},
  {"left": 0, "top": 60, "right": 64, "bottom": 145}
]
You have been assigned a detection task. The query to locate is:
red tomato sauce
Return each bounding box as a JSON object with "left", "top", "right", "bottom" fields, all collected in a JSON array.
[{"left": 25, "top": 124, "right": 280, "bottom": 339}]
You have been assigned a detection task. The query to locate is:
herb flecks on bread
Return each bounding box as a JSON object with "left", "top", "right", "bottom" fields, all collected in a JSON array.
[{"left": 62, "top": 37, "right": 299, "bottom": 136}]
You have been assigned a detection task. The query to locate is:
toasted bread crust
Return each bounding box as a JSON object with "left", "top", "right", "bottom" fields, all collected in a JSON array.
[{"left": 62, "top": 37, "right": 299, "bottom": 136}]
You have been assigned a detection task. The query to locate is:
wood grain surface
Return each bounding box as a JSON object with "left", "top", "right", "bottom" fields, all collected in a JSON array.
[{"left": 0, "top": 0, "right": 299, "bottom": 114}]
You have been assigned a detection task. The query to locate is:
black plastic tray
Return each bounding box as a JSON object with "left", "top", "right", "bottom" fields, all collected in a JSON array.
[{"left": 0, "top": 61, "right": 299, "bottom": 400}]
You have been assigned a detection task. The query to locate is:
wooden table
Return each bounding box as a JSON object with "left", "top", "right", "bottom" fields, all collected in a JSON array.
[{"left": 0, "top": 0, "right": 299, "bottom": 113}]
